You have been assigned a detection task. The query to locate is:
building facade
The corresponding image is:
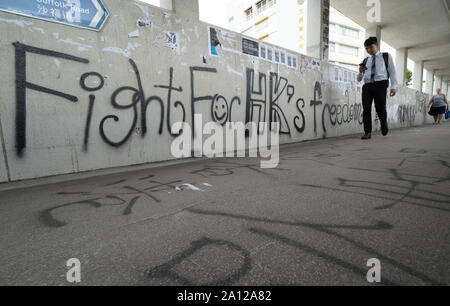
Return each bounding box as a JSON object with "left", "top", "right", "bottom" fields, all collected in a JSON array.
[
  {"left": 227, "top": 0, "right": 365, "bottom": 71},
  {"left": 328, "top": 7, "right": 365, "bottom": 71}
]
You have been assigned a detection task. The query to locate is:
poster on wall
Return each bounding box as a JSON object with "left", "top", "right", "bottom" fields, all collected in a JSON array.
[
  {"left": 312, "top": 59, "right": 321, "bottom": 70},
  {"left": 209, "top": 26, "right": 222, "bottom": 56},
  {"left": 242, "top": 38, "right": 260, "bottom": 56},
  {"left": 207, "top": 26, "right": 241, "bottom": 57}
]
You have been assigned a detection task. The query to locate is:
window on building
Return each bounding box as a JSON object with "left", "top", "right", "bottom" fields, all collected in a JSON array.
[
  {"left": 256, "top": 0, "right": 267, "bottom": 14},
  {"left": 268, "top": 0, "right": 277, "bottom": 8},
  {"left": 339, "top": 44, "right": 359, "bottom": 56},
  {"left": 245, "top": 7, "right": 253, "bottom": 20},
  {"left": 329, "top": 42, "right": 335, "bottom": 53},
  {"left": 341, "top": 26, "right": 359, "bottom": 39},
  {"left": 330, "top": 23, "right": 336, "bottom": 33}
]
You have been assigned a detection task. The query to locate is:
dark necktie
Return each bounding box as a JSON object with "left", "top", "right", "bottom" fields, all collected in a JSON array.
[{"left": 370, "top": 55, "right": 376, "bottom": 83}]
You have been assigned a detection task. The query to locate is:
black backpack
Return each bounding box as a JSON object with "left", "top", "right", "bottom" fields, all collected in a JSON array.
[{"left": 362, "top": 52, "right": 390, "bottom": 79}]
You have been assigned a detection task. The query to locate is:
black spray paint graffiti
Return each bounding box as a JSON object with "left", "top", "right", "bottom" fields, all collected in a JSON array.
[
  {"left": 189, "top": 66, "right": 243, "bottom": 135},
  {"left": 12, "top": 42, "right": 369, "bottom": 157},
  {"left": 310, "top": 82, "right": 323, "bottom": 134},
  {"left": 80, "top": 72, "right": 104, "bottom": 151},
  {"left": 245, "top": 68, "right": 267, "bottom": 134},
  {"left": 310, "top": 82, "right": 364, "bottom": 133},
  {"left": 146, "top": 238, "right": 252, "bottom": 286},
  {"left": 13, "top": 42, "right": 89, "bottom": 156},
  {"left": 269, "top": 73, "right": 292, "bottom": 135},
  {"left": 40, "top": 175, "right": 184, "bottom": 228},
  {"left": 322, "top": 102, "right": 364, "bottom": 133},
  {"left": 100, "top": 58, "right": 165, "bottom": 147},
  {"left": 246, "top": 68, "right": 307, "bottom": 136},
  {"left": 154, "top": 67, "right": 186, "bottom": 136},
  {"left": 397, "top": 105, "right": 416, "bottom": 125}
]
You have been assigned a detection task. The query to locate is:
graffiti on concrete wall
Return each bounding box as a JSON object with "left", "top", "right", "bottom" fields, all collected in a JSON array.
[{"left": 11, "top": 41, "right": 368, "bottom": 158}]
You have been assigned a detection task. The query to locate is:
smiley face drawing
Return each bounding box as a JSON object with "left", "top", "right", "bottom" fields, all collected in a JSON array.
[{"left": 211, "top": 95, "right": 229, "bottom": 125}]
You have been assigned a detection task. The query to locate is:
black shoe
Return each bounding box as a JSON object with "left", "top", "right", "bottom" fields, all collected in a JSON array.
[
  {"left": 381, "top": 124, "right": 389, "bottom": 136},
  {"left": 361, "top": 133, "right": 372, "bottom": 140}
]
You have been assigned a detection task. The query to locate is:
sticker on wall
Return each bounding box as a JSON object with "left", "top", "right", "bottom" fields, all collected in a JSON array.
[
  {"left": 208, "top": 26, "right": 221, "bottom": 56},
  {"left": 242, "top": 38, "right": 259, "bottom": 57},
  {"left": 207, "top": 26, "right": 240, "bottom": 57},
  {"left": 155, "top": 31, "right": 179, "bottom": 51},
  {"left": 300, "top": 55, "right": 311, "bottom": 73},
  {"left": 311, "top": 59, "right": 321, "bottom": 70},
  {"left": 165, "top": 31, "right": 179, "bottom": 51}
]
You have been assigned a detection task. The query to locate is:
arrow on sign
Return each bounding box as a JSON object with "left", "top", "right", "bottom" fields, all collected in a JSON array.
[{"left": 90, "top": 0, "right": 106, "bottom": 28}]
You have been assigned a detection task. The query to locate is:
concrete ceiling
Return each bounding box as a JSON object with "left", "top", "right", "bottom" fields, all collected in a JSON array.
[{"left": 331, "top": 0, "right": 450, "bottom": 78}]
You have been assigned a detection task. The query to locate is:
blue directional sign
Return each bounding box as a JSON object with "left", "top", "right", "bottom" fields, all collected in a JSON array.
[{"left": 0, "top": 0, "right": 109, "bottom": 31}]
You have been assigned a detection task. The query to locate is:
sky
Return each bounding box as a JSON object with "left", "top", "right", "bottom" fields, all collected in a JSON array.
[{"left": 138, "top": 0, "right": 232, "bottom": 28}]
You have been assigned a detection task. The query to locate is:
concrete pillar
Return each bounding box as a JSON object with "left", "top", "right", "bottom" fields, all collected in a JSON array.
[
  {"left": 425, "top": 69, "right": 434, "bottom": 94},
  {"left": 431, "top": 71, "right": 436, "bottom": 94},
  {"left": 365, "top": 26, "right": 382, "bottom": 52},
  {"left": 159, "top": 0, "right": 173, "bottom": 10},
  {"left": 413, "top": 60, "right": 424, "bottom": 92},
  {"left": 172, "top": 0, "right": 199, "bottom": 19},
  {"left": 305, "top": 0, "right": 329, "bottom": 60},
  {"left": 434, "top": 75, "right": 442, "bottom": 94},
  {"left": 395, "top": 48, "right": 408, "bottom": 87},
  {"left": 442, "top": 80, "right": 449, "bottom": 95}
]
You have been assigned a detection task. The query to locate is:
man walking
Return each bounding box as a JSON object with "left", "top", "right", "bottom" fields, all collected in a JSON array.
[{"left": 357, "top": 37, "right": 398, "bottom": 140}]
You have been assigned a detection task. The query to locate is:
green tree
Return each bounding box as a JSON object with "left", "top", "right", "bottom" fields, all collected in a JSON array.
[{"left": 406, "top": 68, "right": 413, "bottom": 86}]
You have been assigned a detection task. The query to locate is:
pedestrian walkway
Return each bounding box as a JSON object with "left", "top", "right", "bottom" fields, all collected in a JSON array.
[{"left": 0, "top": 123, "right": 449, "bottom": 285}]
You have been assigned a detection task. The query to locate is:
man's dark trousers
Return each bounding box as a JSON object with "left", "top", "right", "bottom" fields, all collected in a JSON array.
[{"left": 362, "top": 80, "right": 389, "bottom": 134}]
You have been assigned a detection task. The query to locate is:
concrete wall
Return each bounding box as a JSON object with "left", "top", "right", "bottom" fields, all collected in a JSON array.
[{"left": 0, "top": 0, "right": 433, "bottom": 183}]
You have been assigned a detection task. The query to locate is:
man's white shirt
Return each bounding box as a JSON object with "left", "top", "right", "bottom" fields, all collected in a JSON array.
[{"left": 357, "top": 51, "right": 398, "bottom": 90}]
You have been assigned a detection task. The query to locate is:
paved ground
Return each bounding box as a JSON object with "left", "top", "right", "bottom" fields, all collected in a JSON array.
[{"left": 0, "top": 124, "right": 449, "bottom": 286}]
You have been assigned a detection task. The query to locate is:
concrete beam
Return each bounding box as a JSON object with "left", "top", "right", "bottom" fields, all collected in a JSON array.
[
  {"left": 395, "top": 48, "right": 409, "bottom": 87},
  {"left": 434, "top": 69, "right": 450, "bottom": 76},
  {"left": 434, "top": 75, "right": 442, "bottom": 94},
  {"left": 413, "top": 60, "right": 424, "bottom": 92}
]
